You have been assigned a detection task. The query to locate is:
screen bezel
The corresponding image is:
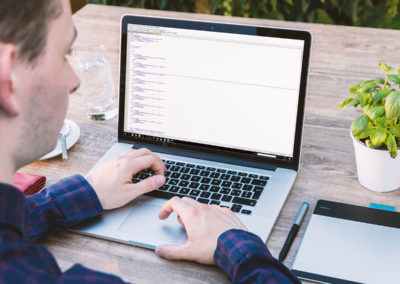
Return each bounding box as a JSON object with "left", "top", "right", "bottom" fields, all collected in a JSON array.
[{"left": 118, "top": 14, "right": 312, "bottom": 171}]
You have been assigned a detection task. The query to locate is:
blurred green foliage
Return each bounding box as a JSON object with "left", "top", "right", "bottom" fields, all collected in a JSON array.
[{"left": 88, "top": 0, "right": 400, "bottom": 29}]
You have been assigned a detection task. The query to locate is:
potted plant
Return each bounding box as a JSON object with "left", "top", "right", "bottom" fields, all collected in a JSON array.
[{"left": 337, "top": 62, "right": 400, "bottom": 192}]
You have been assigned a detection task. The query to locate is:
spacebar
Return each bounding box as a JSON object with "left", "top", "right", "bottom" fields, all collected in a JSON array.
[{"left": 144, "top": 190, "right": 184, "bottom": 200}]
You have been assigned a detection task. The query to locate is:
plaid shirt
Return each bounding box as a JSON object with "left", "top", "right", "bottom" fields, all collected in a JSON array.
[{"left": 0, "top": 174, "right": 299, "bottom": 283}]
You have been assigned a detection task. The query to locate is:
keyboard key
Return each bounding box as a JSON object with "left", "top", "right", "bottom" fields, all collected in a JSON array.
[
  {"left": 181, "top": 174, "right": 191, "bottom": 180},
  {"left": 142, "top": 168, "right": 152, "bottom": 174},
  {"left": 220, "top": 174, "right": 230, "bottom": 180},
  {"left": 145, "top": 190, "right": 183, "bottom": 199},
  {"left": 171, "top": 172, "right": 181, "bottom": 179},
  {"left": 190, "top": 176, "right": 201, "bottom": 182},
  {"left": 189, "top": 182, "right": 200, "bottom": 189},
  {"left": 166, "top": 164, "right": 172, "bottom": 170},
  {"left": 159, "top": 184, "right": 169, "bottom": 191},
  {"left": 206, "top": 167, "right": 216, "bottom": 171},
  {"left": 241, "top": 209, "right": 252, "bottom": 215},
  {"left": 211, "top": 179, "right": 222, "bottom": 186},
  {"left": 189, "top": 189, "right": 200, "bottom": 197},
  {"left": 211, "top": 193, "right": 222, "bottom": 200},
  {"left": 197, "top": 198, "right": 209, "bottom": 204},
  {"left": 179, "top": 188, "right": 190, "bottom": 194},
  {"left": 227, "top": 170, "right": 237, "bottom": 175},
  {"left": 178, "top": 180, "right": 189, "bottom": 187},
  {"left": 132, "top": 178, "right": 140, "bottom": 183},
  {"left": 253, "top": 192, "right": 262, "bottom": 200},
  {"left": 164, "top": 172, "right": 171, "bottom": 177},
  {"left": 221, "top": 195, "right": 232, "bottom": 202},
  {"left": 249, "top": 174, "right": 259, "bottom": 178},
  {"left": 199, "top": 184, "right": 210, "bottom": 191},
  {"left": 220, "top": 205, "right": 230, "bottom": 209},
  {"left": 165, "top": 160, "right": 175, "bottom": 164},
  {"left": 210, "top": 186, "right": 220, "bottom": 192},
  {"left": 168, "top": 179, "right": 179, "bottom": 185},
  {"left": 176, "top": 162, "right": 185, "bottom": 166},
  {"left": 170, "top": 166, "right": 181, "bottom": 171},
  {"left": 251, "top": 179, "right": 267, "bottom": 186},
  {"left": 231, "top": 204, "right": 242, "bottom": 212},
  {"left": 243, "top": 185, "right": 253, "bottom": 191},
  {"left": 200, "top": 177, "right": 211, "bottom": 184},
  {"left": 169, "top": 186, "right": 180, "bottom": 193},
  {"left": 253, "top": 186, "right": 264, "bottom": 193},
  {"left": 241, "top": 191, "right": 252, "bottom": 198},
  {"left": 221, "top": 181, "right": 232, "bottom": 187},
  {"left": 232, "top": 183, "right": 242, "bottom": 189},
  {"left": 238, "top": 172, "right": 247, "bottom": 177},
  {"left": 220, "top": 188, "right": 230, "bottom": 194},
  {"left": 230, "top": 176, "right": 241, "bottom": 182},
  {"left": 231, "top": 190, "right": 241, "bottom": 196},
  {"left": 190, "top": 169, "right": 200, "bottom": 175},
  {"left": 186, "top": 163, "right": 195, "bottom": 168},
  {"left": 260, "top": 175, "right": 269, "bottom": 180},
  {"left": 241, "top": 177, "right": 251, "bottom": 184},
  {"left": 210, "top": 200, "right": 221, "bottom": 205},
  {"left": 232, "top": 197, "right": 257, "bottom": 206},
  {"left": 200, "top": 191, "right": 211, "bottom": 198},
  {"left": 200, "top": 170, "right": 210, "bottom": 177},
  {"left": 196, "top": 165, "right": 206, "bottom": 169},
  {"left": 180, "top": 167, "right": 191, "bottom": 173},
  {"left": 139, "top": 173, "right": 150, "bottom": 179},
  {"left": 217, "top": 169, "right": 227, "bottom": 173},
  {"left": 209, "top": 172, "right": 220, "bottom": 179}
]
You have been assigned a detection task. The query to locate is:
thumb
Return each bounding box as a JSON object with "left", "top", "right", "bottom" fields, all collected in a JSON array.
[{"left": 155, "top": 243, "right": 190, "bottom": 261}]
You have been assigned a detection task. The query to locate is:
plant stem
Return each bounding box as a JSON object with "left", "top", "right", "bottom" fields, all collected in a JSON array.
[{"left": 384, "top": 70, "right": 388, "bottom": 89}]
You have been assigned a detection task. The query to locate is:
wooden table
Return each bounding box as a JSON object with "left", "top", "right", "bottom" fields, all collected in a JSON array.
[{"left": 20, "top": 4, "right": 400, "bottom": 283}]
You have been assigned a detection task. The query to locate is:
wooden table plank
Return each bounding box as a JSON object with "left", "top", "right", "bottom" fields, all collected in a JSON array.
[{"left": 19, "top": 4, "right": 400, "bottom": 283}]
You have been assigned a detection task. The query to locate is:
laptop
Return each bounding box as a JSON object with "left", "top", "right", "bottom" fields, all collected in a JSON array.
[{"left": 73, "top": 14, "right": 312, "bottom": 249}]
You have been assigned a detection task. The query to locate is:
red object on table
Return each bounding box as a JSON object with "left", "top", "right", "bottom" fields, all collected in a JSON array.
[{"left": 13, "top": 172, "right": 46, "bottom": 195}]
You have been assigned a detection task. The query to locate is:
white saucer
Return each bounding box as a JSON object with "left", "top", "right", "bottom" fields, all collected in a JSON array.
[{"left": 40, "top": 119, "right": 80, "bottom": 160}]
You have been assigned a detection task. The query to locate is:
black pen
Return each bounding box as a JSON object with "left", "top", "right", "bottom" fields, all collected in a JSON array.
[{"left": 279, "top": 202, "right": 309, "bottom": 262}]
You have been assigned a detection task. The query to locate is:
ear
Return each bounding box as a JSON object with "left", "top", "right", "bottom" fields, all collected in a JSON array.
[{"left": 0, "top": 44, "right": 19, "bottom": 117}]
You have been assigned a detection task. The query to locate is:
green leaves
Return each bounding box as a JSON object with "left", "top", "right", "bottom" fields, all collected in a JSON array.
[
  {"left": 340, "top": 63, "right": 400, "bottom": 159},
  {"left": 370, "top": 128, "right": 387, "bottom": 148},
  {"left": 385, "top": 91, "right": 400, "bottom": 121},
  {"left": 351, "top": 115, "right": 370, "bottom": 136},
  {"left": 365, "top": 106, "right": 385, "bottom": 120}
]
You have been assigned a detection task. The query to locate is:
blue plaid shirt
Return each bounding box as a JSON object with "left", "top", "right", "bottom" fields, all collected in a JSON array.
[{"left": 0, "top": 174, "right": 299, "bottom": 283}]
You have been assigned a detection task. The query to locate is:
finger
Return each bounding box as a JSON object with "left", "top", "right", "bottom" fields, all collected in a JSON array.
[
  {"left": 129, "top": 155, "right": 166, "bottom": 175},
  {"left": 155, "top": 243, "right": 191, "bottom": 261},
  {"left": 159, "top": 197, "right": 191, "bottom": 220},
  {"left": 130, "top": 175, "right": 165, "bottom": 196},
  {"left": 125, "top": 148, "right": 152, "bottom": 158},
  {"left": 177, "top": 215, "right": 186, "bottom": 230}
]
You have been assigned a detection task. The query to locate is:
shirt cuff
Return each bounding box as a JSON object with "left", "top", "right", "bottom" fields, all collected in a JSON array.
[
  {"left": 214, "top": 229, "right": 271, "bottom": 279},
  {"left": 45, "top": 174, "right": 104, "bottom": 226}
]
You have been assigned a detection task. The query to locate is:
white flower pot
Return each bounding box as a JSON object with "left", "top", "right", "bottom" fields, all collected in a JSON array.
[{"left": 351, "top": 131, "right": 400, "bottom": 192}]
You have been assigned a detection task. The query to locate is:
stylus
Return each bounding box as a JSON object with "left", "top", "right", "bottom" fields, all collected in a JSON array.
[{"left": 279, "top": 202, "right": 309, "bottom": 262}]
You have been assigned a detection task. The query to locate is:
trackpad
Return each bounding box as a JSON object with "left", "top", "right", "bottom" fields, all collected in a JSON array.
[{"left": 118, "top": 202, "right": 187, "bottom": 248}]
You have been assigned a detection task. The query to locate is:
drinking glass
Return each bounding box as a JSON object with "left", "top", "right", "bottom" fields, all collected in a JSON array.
[{"left": 73, "top": 44, "right": 117, "bottom": 120}]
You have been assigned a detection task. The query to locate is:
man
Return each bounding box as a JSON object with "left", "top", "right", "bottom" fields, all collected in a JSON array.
[{"left": 0, "top": 0, "right": 300, "bottom": 282}]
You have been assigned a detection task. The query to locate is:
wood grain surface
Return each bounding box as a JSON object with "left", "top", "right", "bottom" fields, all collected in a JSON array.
[{"left": 19, "top": 4, "right": 400, "bottom": 283}]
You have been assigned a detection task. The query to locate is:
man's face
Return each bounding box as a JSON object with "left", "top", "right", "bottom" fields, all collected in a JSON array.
[{"left": 15, "top": 0, "right": 79, "bottom": 163}]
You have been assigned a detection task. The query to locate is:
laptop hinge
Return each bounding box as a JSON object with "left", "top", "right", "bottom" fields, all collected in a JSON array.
[{"left": 131, "top": 143, "right": 277, "bottom": 171}]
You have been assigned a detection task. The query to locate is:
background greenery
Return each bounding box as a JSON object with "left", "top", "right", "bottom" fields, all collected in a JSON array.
[{"left": 88, "top": 0, "right": 400, "bottom": 29}]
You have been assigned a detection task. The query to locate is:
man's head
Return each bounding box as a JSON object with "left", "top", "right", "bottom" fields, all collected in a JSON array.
[{"left": 0, "top": 0, "right": 79, "bottom": 176}]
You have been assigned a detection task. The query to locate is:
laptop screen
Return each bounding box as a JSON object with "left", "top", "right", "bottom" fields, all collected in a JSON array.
[
  {"left": 123, "top": 23, "right": 304, "bottom": 160},
  {"left": 119, "top": 16, "right": 311, "bottom": 169}
]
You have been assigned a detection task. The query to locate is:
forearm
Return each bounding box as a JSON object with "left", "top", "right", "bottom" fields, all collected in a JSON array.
[
  {"left": 26, "top": 174, "right": 103, "bottom": 242},
  {"left": 214, "top": 229, "right": 300, "bottom": 284}
]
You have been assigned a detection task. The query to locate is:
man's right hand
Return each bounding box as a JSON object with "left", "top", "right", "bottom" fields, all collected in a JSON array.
[{"left": 155, "top": 196, "right": 247, "bottom": 265}]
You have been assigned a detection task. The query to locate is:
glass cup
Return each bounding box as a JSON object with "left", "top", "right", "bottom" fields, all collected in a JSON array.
[{"left": 73, "top": 44, "right": 117, "bottom": 120}]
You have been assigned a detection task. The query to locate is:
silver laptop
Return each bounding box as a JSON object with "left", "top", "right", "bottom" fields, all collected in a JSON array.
[{"left": 73, "top": 15, "right": 312, "bottom": 249}]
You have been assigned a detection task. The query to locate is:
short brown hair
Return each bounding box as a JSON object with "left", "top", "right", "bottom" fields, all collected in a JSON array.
[{"left": 0, "top": 0, "right": 62, "bottom": 63}]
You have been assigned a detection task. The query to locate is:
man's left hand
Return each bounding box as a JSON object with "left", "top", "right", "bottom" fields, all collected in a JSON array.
[{"left": 87, "top": 148, "right": 166, "bottom": 210}]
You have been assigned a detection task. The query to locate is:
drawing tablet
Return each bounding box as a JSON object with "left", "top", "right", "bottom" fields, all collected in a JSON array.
[{"left": 292, "top": 199, "right": 400, "bottom": 284}]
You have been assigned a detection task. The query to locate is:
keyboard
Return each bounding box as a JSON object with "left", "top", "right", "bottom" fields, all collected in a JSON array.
[{"left": 132, "top": 159, "right": 269, "bottom": 215}]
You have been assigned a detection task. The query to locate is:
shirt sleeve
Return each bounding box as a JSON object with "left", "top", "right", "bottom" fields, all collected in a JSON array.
[
  {"left": 0, "top": 229, "right": 129, "bottom": 283},
  {"left": 26, "top": 174, "right": 103, "bottom": 243},
  {"left": 214, "top": 229, "right": 301, "bottom": 284}
]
